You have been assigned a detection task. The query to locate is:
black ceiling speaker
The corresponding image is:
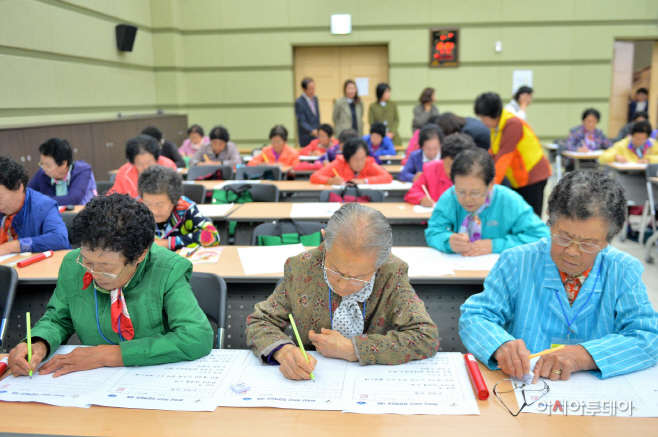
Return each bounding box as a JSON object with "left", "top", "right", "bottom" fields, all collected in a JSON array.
[{"left": 115, "top": 24, "right": 137, "bottom": 52}]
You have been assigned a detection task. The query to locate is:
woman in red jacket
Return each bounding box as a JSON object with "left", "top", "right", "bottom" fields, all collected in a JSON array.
[{"left": 310, "top": 138, "right": 393, "bottom": 185}]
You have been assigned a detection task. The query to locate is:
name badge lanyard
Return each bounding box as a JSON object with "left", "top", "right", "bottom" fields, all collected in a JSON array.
[
  {"left": 328, "top": 288, "right": 366, "bottom": 327},
  {"left": 94, "top": 286, "right": 126, "bottom": 345},
  {"left": 554, "top": 264, "right": 601, "bottom": 341}
]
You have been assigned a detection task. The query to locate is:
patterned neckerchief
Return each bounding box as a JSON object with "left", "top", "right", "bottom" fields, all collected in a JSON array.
[
  {"left": 559, "top": 267, "right": 592, "bottom": 305},
  {"left": 458, "top": 188, "right": 493, "bottom": 242}
]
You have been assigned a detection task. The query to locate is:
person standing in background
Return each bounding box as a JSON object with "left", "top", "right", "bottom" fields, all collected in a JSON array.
[
  {"left": 504, "top": 86, "right": 533, "bottom": 121},
  {"left": 178, "top": 125, "right": 209, "bottom": 157},
  {"left": 474, "top": 92, "right": 551, "bottom": 217},
  {"left": 412, "top": 87, "right": 439, "bottom": 132},
  {"left": 295, "top": 77, "right": 320, "bottom": 147},
  {"left": 369, "top": 83, "right": 400, "bottom": 145},
  {"left": 333, "top": 79, "right": 363, "bottom": 137},
  {"left": 614, "top": 111, "right": 648, "bottom": 142},
  {"left": 141, "top": 126, "right": 186, "bottom": 168},
  {"left": 628, "top": 88, "right": 649, "bottom": 122}
]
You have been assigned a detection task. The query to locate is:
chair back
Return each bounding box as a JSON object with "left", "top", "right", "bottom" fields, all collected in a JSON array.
[
  {"left": 188, "top": 165, "right": 233, "bottom": 181},
  {"left": 61, "top": 212, "right": 79, "bottom": 249},
  {"left": 251, "top": 220, "right": 326, "bottom": 245},
  {"left": 248, "top": 184, "right": 280, "bottom": 202},
  {"left": 319, "top": 187, "right": 385, "bottom": 202},
  {"left": 235, "top": 166, "right": 282, "bottom": 181},
  {"left": 189, "top": 272, "right": 228, "bottom": 349},
  {"left": 182, "top": 183, "right": 207, "bottom": 204},
  {"left": 0, "top": 265, "right": 18, "bottom": 350},
  {"left": 95, "top": 180, "right": 114, "bottom": 196}
]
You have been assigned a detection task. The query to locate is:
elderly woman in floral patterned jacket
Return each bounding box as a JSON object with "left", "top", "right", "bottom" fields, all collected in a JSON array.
[{"left": 246, "top": 203, "right": 439, "bottom": 381}]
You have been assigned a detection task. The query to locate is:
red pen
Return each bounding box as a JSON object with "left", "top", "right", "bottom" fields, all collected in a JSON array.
[
  {"left": 0, "top": 357, "right": 8, "bottom": 376},
  {"left": 17, "top": 250, "right": 54, "bottom": 268},
  {"left": 464, "top": 353, "right": 489, "bottom": 400}
]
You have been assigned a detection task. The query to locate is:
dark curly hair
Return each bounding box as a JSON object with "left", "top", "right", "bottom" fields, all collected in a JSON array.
[
  {"left": 343, "top": 138, "right": 369, "bottom": 162},
  {"left": 138, "top": 165, "right": 183, "bottom": 205},
  {"left": 547, "top": 171, "right": 627, "bottom": 242},
  {"left": 0, "top": 156, "right": 28, "bottom": 191},
  {"left": 71, "top": 193, "right": 155, "bottom": 265}
]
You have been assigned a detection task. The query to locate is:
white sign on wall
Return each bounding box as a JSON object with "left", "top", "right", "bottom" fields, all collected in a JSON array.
[
  {"left": 512, "top": 70, "right": 533, "bottom": 93},
  {"left": 355, "top": 77, "right": 369, "bottom": 96}
]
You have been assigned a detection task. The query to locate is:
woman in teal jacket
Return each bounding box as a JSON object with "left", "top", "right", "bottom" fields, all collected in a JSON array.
[
  {"left": 7, "top": 193, "right": 213, "bottom": 377},
  {"left": 425, "top": 148, "right": 549, "bottom": 256}
]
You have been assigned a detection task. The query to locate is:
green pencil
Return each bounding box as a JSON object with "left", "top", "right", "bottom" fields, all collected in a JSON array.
[
  {"left": 288, "top": 314, "right": 315, "bottom": 382},
  {"left": 26, "top": 312, "right": 32, "bottom": 378}
]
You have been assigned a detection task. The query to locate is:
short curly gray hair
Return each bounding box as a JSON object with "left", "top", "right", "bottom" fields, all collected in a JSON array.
[
  {"left": 546, "top": 171, "right": 627, "bottom": 242},
  {"left": 137, "top": 165, "right": 183, "bottom": 205}
]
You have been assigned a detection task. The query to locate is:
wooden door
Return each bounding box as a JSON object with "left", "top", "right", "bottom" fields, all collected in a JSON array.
[
  {"left": 91, "top": 121, "right": 125, "bottom": 179},
  {"left": 293, "top": 45, "right": 389, "bottom": 144},
  {"left": 0, "top": 129, "right": 28, "bottom": 175}
]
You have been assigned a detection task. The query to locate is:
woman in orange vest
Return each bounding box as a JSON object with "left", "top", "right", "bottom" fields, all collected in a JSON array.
[
  {"left": 310, "top": 138, "right": 393, "bottom": 185},
  {"left": 474, "top": 92, "right": 551, "bottom": 216},
  {"left": 248, "top": 125, "right": 300, "bottom": 167}
]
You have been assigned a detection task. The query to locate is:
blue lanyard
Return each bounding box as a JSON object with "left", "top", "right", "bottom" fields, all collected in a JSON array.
[
  {"left": 555, "top": 264, "right": 601, "bottom": 334},
  {"left": 94, "top": 286, "right": 124, "bottom": 345},
  {"left": 328, "top": 289, "right": 366, "bottom": 327}
]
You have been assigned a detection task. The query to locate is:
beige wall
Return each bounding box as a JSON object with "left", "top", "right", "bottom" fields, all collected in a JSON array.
[{"left": 2, "top": 0, "right": 658, "bottom": 150}]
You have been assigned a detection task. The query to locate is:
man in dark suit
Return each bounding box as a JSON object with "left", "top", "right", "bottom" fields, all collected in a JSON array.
[
  {"left": 295, "top": 77, "right": 320, "bottom": 147},
  {"left": 628, "top": 87, "right": 649, "bottom": 122}
]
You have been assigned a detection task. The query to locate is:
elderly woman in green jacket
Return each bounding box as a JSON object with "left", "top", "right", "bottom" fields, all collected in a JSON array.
[
  {"left": 8, "top": 193, "right": 213, "bottom": 377},
  {"left": 246, "top": 203, "right": 439, "bottom": 380}
]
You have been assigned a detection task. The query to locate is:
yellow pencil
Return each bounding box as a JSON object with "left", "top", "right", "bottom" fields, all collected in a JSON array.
[
  {"left": 528, "top": 345, "right": 565, "bottom": 359},
  {"left": 262, "top": 152, "right": 270, "bottom": 164},
  {"left": 203, "top": 154, "right": 210, "bottom": 163},
  {"left": 332, "top": 168, "right": 340, "bottom": 178},
  {"left": 26, "top": 312, "right": 32, "bottom": 378},
  {"left": 288, "top": 314, "right": 315, "bottom": 381}
]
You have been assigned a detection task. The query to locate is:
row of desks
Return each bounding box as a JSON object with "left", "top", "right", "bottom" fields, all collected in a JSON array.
[{"left": 1, "top": 354, "right": 650, "bottom": 437}]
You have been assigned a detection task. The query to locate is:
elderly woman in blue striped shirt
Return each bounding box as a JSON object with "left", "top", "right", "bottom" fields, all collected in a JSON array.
[{"left": 460, "top": 171, "right": 658, "bottom": 382}]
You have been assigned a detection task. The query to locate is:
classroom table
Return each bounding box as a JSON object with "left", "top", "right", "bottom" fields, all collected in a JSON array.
[
  {"left": 382, "top": 164, "right": 402, "bottom": 177},
  {"left": 0, "top": 356, "right": 653, "bottom": 437},
  {"left": 4, "top": 246, "right": 486, "bottom": 352},
  {"left": 379, "top": 154, "right": 403, "bottom": 165},
  {"left": 226, "top": 202, "right": 430, "bottom": 245},
  {"left": 108, "top": 167, "right": 188, "bottom": 176},
  {"left": 194, "top": 180, "right": 411, "bottom": 203},
  {"left": 561, "top": 150, "right": 603, "bottom": 170},
  {"left": 605, "top": 163, "right": 648, "bottom": 206}
]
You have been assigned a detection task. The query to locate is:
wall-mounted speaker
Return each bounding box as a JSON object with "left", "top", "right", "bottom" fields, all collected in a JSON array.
[{"left": 115, "top": 24, "right": 137, "bottom": 52}]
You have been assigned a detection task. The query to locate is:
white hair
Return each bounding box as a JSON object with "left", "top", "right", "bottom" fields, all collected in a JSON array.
[{"left": 324, "top": 203, "right": 392, "bottom": 266}]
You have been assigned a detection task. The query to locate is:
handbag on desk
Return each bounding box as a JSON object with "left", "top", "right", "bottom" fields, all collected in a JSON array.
[{"left": 327, "top": 182, "right": 371, "bottom": 203}]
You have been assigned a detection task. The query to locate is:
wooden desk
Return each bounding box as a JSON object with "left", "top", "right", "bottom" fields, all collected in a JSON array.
[
  {"left": 606, "top": 162, "right": 647, "bottom": 172},
  {"left": 108, "top": 167, "right": 188, "bottom": 176},
  {"left": 0, "top": 357, "right": 652, "bottom": 437},
  {"left": 561, "top": 150, "right": 603, "bottom": 170},
  {"left": 227, "top": 202, "right": 429, "bottom": 245},
  {"left": 379, "top": 154, "right": 403, "bottom": 165},
  {"left": 195, "top": 180, "right": 412, "bottom": 202},
  {"left": 383, "top": 164, "right": 403, "bottom": 176}
]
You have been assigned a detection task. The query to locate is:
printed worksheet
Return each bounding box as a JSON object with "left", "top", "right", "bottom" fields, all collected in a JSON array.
[
  {"left": 392, "top": 247, "right": 454, "bottom": 277},
  {"left": 0, "top": 346, "right": 129, "bottom": 408},
  {"left": 517, "top": 364, "right": 658, "bottom": 417},
  {"left": 91, "top": 349, "right": 249, "bottom": 411},
  {"left": 343, "top": 352, "right": 480, "bottom": 415},
  {"left": 442, "top": 253, "right": 500, "bottom": 271},
  {"left": 218, "top": 352, "right": 356, "bottom": 411}
]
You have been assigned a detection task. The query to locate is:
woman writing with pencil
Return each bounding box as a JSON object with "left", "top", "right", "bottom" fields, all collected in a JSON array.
[
  {"left": 460, "top": 171, "right": 658, "bottom": 382},
  {"left": 309, "top": 138, "right": 393, "bottom": 185},
  {"left": 7, "top": 193, "right": 213, "bottom": 377},
  {"left": 424, "top": 148, "right": 548, "bottom": 256},
  {"left": 247, "top": 125, "right": 300, "bottom": 167}
]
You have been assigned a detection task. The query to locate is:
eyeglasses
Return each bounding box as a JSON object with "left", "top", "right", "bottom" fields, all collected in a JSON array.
[
  {"left": 493, "top": 378, "right": 550, "bottom": 417},
  {"left": 76, "top": 254, "right": 127, "bottom": 279},
  {"left": 454, "top": 189, "right": 486, "bottom": 199},
  {"left": 551, "top": 234, "right": 603, "bottom": 254},
  {"left": 38, "top": 160, "right": 57, "bottom": 171},
  {"left": 324, "top": 259, "right": 372, "bottom": 288}
]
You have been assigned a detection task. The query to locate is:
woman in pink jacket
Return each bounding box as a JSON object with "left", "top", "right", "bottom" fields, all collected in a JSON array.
[{"left": 405, "top": 133, "right": 476, "bottom": 206}]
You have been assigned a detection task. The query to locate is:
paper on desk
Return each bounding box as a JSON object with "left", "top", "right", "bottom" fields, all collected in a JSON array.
[
  {"left": 91, "top": 349, "right": 249, "bottom": 412},
  {"left": 237, "top": 244, "right": 306, "bottom": 275},
  {"left": 290, "top": 202, "right": 341, "bottom": 218},
  {"left": 180, "top": 247, "right": 224, "bottom": 264},
  {"left": 516, "top": 364, "right": 658, "bottom": 417},
  {"left": 412, "top": 205, "right": 434, "bottom": 213},
  {"left": 0, "top": 253, "right": 17, "bottom": 264},
  {"left": 563, "top": 150, "right": 603, "bottom": 157},
  {"left": 213, "top": 180, "right": 262, "bottom": 189},
  {"left": 343, "top": 352, "right": 479, "bottom": 415},
  {"left": 0, "top": 346, "right": 129, "bottom": 408},
  {"left": 441, "top": 253, "right": 500, "bottom": 271},
  {"left": 299, "top": 155, "right": 320, "bottom": 161},
  {"left": 197, "top": 203, "right": 235, "bottom": 218},
  {"left": 218, "top": 351, "right": 355, "bottom": 411},
  {"left": 392, "top": 247, "right": 454, "bottom": 277},
  {"left": 611, "top": 162, "right": 647, "bottom": 169}
]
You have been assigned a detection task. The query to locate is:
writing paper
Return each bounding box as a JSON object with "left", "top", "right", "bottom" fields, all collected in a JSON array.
[
  {"left": 237, "top": 244, "right": 306, "bottom": 275},
  {"left": 441, "top": 253, "right": 500, "bottom": 271},
  {"left": 290, "top": 203, "right": 341, "bottom": 218},
  {"left": 392, "top": 247, "right": 454, "bottom": 277},
  {"left": 197, "top": 204, "right": 235, "bottom": 218},
  {"left": 92, "top": 350, "right": 249, "bottom": 412}
]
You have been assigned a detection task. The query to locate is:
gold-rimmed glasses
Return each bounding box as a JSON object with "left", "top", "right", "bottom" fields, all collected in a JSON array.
[
  {"left": 551, "top": 233, "right": 603, "bottom": 254},
  {"left": 75, "top": 254, "right": 127, "bottom": 279},
  {"left": 493, "top": 378, "right": 550, "bottom": 417},
  {"left": 324, "top": 258, "right": 372, "bottom": 288}
]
